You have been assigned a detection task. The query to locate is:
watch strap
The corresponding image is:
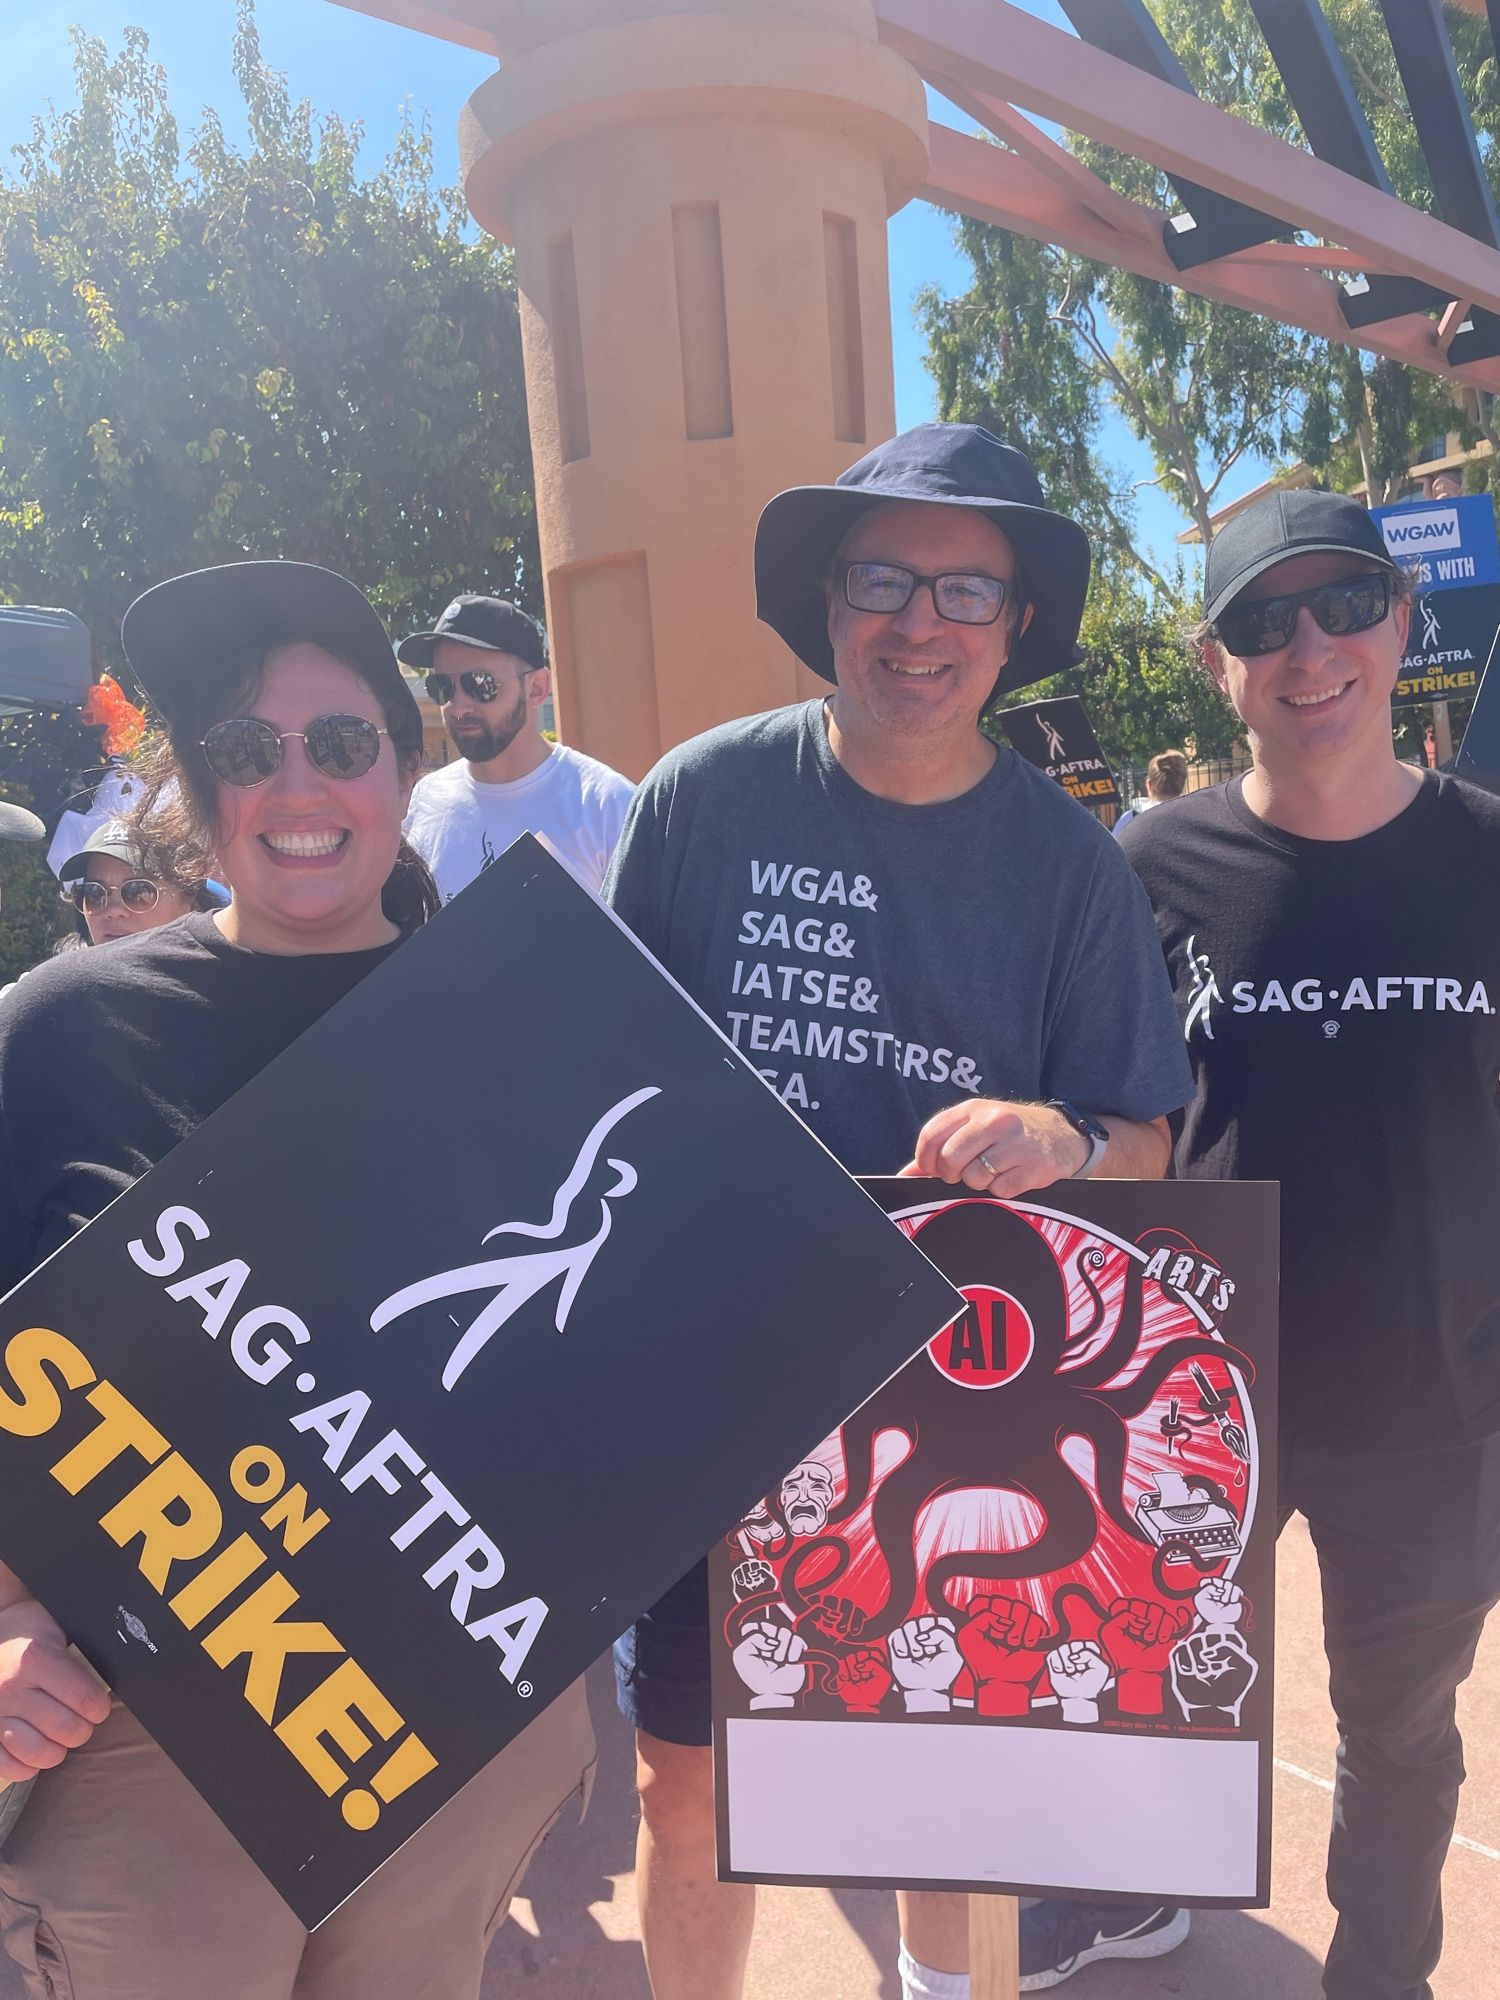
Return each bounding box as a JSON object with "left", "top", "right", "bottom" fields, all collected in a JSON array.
[{"left": 1046, "top": 1099, "right": 1110, "bottom": 1179}]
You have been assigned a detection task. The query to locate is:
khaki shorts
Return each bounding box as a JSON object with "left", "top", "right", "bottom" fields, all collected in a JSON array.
[{"left": 0, "top": 1680, "right": 595, "bottom": 2000}]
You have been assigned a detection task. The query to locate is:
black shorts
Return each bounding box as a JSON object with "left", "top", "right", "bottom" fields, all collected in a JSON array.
[{"left": 613, "top": 1557, "right": 713, "bottom": 1747}]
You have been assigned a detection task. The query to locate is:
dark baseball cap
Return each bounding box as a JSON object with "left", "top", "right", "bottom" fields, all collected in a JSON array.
[
  {"left": 122, "top": 561, "right": 419, "bottom": 734},
  {"left": 754, "top": 423, "right": 1090, "bottom": 694},
  {"left": 58, "top": 819, "right": 144, "bottom": 882},
  {"left": 1203, "top": 489, "right": 1398, "bottom": 625},
  {"left": 396, "top": 596, "right": 546, "bottom": 673}
]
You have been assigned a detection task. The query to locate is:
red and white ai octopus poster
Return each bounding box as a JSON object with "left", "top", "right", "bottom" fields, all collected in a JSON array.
[{"left": 712, "top": 1178, "right": 1278, "bottom": 1906}]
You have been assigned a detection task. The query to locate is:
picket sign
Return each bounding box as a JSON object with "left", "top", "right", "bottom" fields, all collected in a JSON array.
[{"left": 970, "top": 1896, "right": 1021, "bottom": 2000}]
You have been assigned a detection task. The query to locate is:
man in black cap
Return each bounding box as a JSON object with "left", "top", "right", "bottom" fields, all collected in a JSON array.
[
  {"left": 399, "top": 595, "right": 632, "bottom": 898},
  {"left": 1018, "top": 491, "right": 1500, "bottom": 1998},
  {"left": 603, "top": 423, "right": 1193, "bottom": 2000}
]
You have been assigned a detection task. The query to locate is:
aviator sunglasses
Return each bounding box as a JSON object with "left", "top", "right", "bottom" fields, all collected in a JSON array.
[
  {"left": 424, "top": 667, "right": 504, "bottom": 706},
  {"left": 838, "top": 560, "right": 1013, "bottom": 626},
  {"left": 62, "top": 876, "right": 165, "bottom": 915},
  {"left": 201, "top": 714, "right": 389, "bottom": 788},
  {"left": 1215, "top": 573, "right": 1392, "bottom": 658}
]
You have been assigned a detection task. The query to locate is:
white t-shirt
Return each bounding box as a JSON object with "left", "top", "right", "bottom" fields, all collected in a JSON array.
[{"left": 404, "top": 744, "right": 634, "bottom": 901}]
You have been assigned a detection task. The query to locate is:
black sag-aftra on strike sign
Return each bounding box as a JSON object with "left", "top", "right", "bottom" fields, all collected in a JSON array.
[
  {"left": 996, "top": 696, "right": 1121, "bottom": 809},
  {"left": 0, "top": 839, "right": 961, "bottom": 1927}
]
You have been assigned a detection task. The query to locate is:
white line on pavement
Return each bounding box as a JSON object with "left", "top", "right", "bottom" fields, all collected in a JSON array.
[{"left": 1273, "top": 1756, "right": 1500, "bottom": 1863}]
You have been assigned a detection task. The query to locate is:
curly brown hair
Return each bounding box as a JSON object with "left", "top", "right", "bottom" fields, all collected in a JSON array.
[{"left": 127, "top": 639, "right": 440, "bottom": 932}]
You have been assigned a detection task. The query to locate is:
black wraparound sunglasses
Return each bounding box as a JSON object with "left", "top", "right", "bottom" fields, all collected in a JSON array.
[
  {"left": 63, "top": 877, "right": 164, "bottom": 914},
  {"left": 425, "top": 668, "right": 502, "bottom": 706},
  {"left": 201, "top": 714, "right": 389, "bottom": 788},
  {"left": 1215, "top": 573, "right": 1392, "bottom": 658}
]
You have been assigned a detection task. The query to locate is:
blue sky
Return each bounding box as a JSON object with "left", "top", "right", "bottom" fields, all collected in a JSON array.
[{"left": 0, "top": 0, "right": 1265, "bottom": 585}]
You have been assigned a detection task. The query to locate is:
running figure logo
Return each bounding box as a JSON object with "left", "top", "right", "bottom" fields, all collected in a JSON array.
[
  {"left": 1038, "top": 713, "right": 1067, "bottom": 762},
  {"left": 1184, "top": 935, "right": 1223, "bottom": 1042},
  {"left": 370, "top": 1085, "right": 662, "bottom": 1388}
]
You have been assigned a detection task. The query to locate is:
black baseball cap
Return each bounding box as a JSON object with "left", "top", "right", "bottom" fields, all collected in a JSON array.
[
  {"left": 0, "top": 800, "right": 44, "bottom": 844},
  {"left": 754, "top": 423, "right": 1090, "bottom": 694},
  {"left": 397, "top": 596, "right": 546, "bottom": 673},
  {"left": 122, "top": 561, "right": 419, "bottom": 734},
  {"left": 58, "top": 819, "right": 143, "bottom": 882},
  {"left": 1203, "top": 489, "right": 1398, "bottom": 625}
]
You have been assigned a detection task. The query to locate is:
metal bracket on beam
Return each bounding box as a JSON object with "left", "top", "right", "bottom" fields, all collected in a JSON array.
[
  {"left": 1449, "top": 309, "right": 1500, "bottom": 367},
  {"left": 1055, "top": 0, "right": 1286, "bottom": 268},
  {"left": 1338, "top": 273, "right": 1452, "bottom": 328}
]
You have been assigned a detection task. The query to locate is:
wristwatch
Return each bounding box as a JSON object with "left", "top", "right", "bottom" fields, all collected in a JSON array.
[{"left": 1046, "top": 1099, "right": 1110, "bottom": 1179}]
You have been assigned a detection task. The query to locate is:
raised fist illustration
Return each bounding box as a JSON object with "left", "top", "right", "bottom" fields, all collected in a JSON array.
[
  {"left": 957, "top": 1595, "right": 1051, "bottom": 1717},
  {"left": 889, "top": 1615, "right": 962, "bottom": 1713},
  {"left": 830, "top": 1646, "right": 893, "bottom": 1716},
  {"left": 800, "top": 1592, "right": 869, "bottom": 1645},
  {"left": 1046, "top": 1640, "right": 1110, "bottom": 1726},
  {"left": 1101, "top": 1598, "right": 1193, "bottom": 1717},
  {"left": 1194, "top": 1577, "right": 1248, "bottom": 1631},
  {"left": 732, "top": 1618, "right": 807, "bottom": 1711},
  {"left": 731, "top": 1558, "right": 776, "bottom": 1602},
  {"left": 1171, "top": 1630, "right": 1259, "bottom": 1726}
]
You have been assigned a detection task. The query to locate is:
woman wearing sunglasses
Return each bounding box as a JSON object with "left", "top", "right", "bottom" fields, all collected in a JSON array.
[
  {"left": 0, "top": 562, "right": 594, "bottom": 2000},
  {"left": 56, "top": 821, "right": 206, "bottom": 945}
]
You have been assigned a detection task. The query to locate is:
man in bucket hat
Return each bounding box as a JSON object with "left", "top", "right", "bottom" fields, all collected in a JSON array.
[{"left": 603, "top": 423, "right": 1194, "bottom": 2000}]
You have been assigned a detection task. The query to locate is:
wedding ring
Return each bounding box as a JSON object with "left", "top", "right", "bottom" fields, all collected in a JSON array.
[{"left": 977, "top": 1150, "right": 999, "bottom": 1180}]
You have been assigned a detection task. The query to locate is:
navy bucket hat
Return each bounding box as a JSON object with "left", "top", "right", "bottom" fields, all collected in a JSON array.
[{"left": 754, "top": 423, "right": 1091, "bottom": 694}]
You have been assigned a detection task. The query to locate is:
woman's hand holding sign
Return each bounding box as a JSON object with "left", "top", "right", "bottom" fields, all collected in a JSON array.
[{"left": 0, "top": 1586, "right": 111, "bottom": 1785}]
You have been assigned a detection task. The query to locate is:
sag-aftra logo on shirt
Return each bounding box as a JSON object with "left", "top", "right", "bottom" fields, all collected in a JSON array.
[{"left": 1184, "top": 935, "right": 1495, "bottom": 1043}]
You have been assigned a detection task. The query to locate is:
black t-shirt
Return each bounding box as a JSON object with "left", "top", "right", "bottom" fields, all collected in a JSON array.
[
  {"left": 1121, "top": 774, "right": 1500, "bottom": 1450},
  {"left": 0, "top": 912, "right": 401, "bottom": 1298}
]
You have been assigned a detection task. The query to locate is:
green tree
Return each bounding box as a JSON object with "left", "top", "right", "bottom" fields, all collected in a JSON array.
[
  {"left": 0, "top": 1, "right": 539, "bottom": 684},
  {"left": 989, "top": 570, "right": 1241, "bottom": 768}
]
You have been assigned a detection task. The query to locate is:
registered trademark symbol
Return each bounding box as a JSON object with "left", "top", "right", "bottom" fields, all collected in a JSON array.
[{"left": 517, "top": 1680, "right": 533, "bottom": 1698}]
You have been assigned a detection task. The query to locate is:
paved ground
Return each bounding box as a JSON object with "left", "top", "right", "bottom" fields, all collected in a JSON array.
[
  {"left": 480, "top": 1517, "right": 1498, "bottom": 1999},
  {"left": 2, "top": 1516, "right": 1493, "bottom": 1996}
]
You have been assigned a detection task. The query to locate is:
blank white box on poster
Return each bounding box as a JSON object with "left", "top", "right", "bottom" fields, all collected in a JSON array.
[{"left": 724, "top": 1718, "right": 1260, "bottom": 1900}]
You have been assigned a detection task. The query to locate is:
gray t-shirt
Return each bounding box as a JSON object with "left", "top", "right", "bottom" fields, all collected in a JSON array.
[{"left": 604, "top": 700, "right": 1191, "bottom": 1171}]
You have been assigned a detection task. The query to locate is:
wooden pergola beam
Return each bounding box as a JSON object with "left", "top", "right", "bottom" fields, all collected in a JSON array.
[
  {"left": 877, "top": 0, "right": 1500, "bottom": 324},
  {"left": 922, "top": 122, "right": 1500, "bottom": 394}
]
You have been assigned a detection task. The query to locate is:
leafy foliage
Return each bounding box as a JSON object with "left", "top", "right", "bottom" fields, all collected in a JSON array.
[
  {"left": 0, "top": 1, "right": 539, "bottom": 688},
  {"left": 988, "top": 570, "right": 1241, "bottom": 767}
]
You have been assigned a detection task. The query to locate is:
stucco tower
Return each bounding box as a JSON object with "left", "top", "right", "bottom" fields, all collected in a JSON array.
[{"left": 454, "top": 0, "right": 927, "bottom": 775}]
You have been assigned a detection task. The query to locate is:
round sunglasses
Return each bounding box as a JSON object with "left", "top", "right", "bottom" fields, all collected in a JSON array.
[
  {"left": 1215, "top": 573, "right": 1392, "bottom": 658},
  {"left": 839, "top": 560, "right": 1012, "bottom": 626},
  {"left": 425, "top": 668, "right": 503, "bottom": 706},
  {"left": 201, "top": 714, "right": 389, "bottom": 788},
  {"left": 63, "top": 876, "right": 165, "bottom": 915}
]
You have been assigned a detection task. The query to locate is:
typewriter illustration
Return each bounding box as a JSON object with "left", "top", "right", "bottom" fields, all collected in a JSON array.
[{"left": 1136, "top": 1471, "right": 1242, "bottom": 1557}]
